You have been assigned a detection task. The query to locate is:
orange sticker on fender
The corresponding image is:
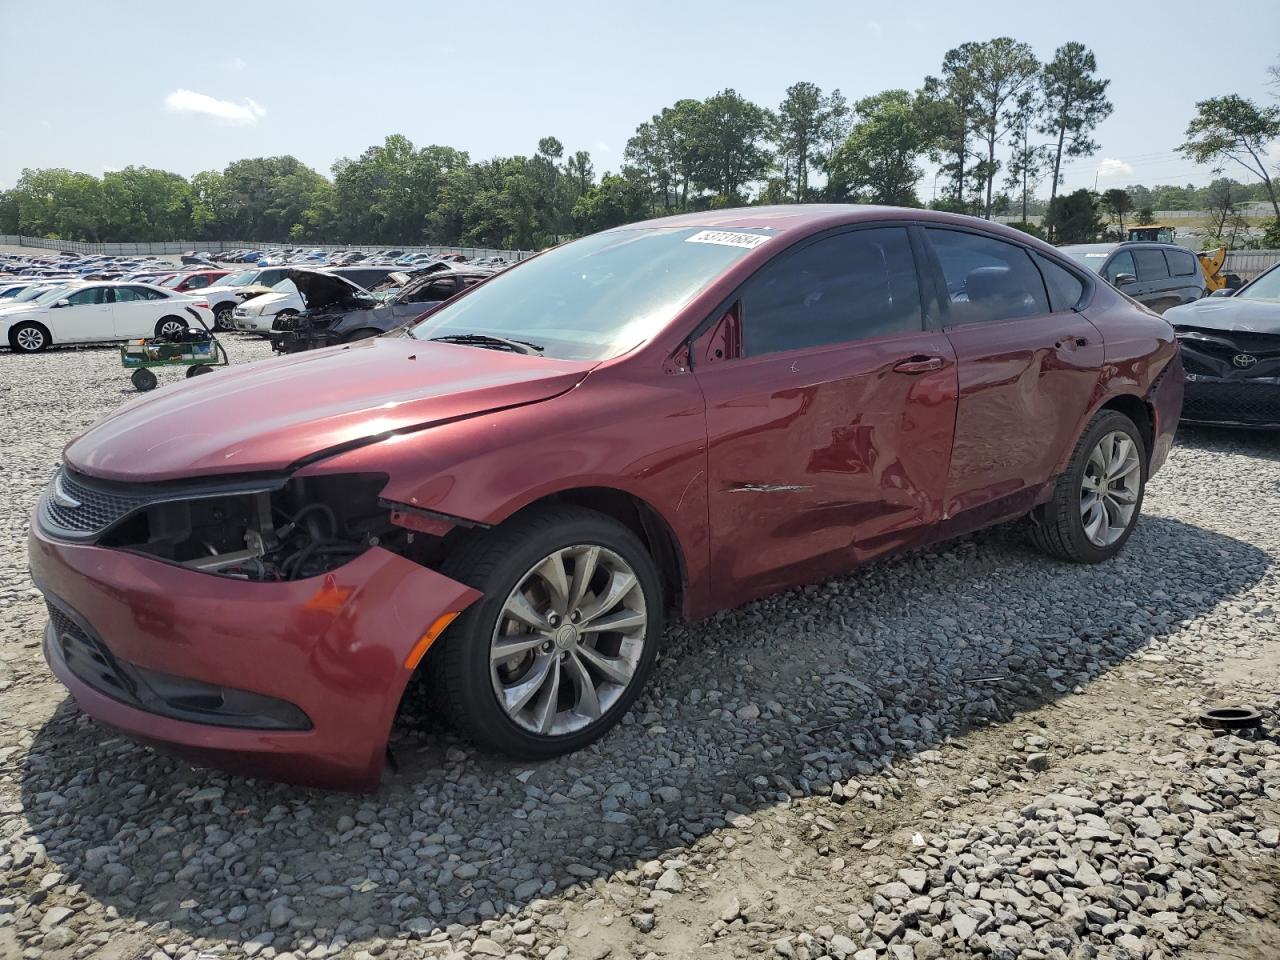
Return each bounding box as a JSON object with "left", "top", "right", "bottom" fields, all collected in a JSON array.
[{"left": 684, "top": 230, "right": 772, "bottom": 249}]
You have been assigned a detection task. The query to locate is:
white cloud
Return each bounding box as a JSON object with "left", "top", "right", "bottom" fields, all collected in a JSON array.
[
  {"left": 225, "top": 57, "right": 247, "bottom": 72},
  {"left": 865, "top": 20, "right": 884, "bottom": 38},
  {"left": 1096, "top": 158, "right": 1134, "bottom": 180},
  {"left": 595, "top": 141, "right": 611, "bottom": 153},
  {"left": 164, "top": 89, "right": 266, "bottom": 125}
]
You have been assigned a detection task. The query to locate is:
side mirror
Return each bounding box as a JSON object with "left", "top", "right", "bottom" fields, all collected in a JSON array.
[
  {"left": 1209, "top": 288, "right": 1235, "bottom": 298},
  {"left": 54, "top": 298, "right": 71, "bottom": 308},
  {"left": 1113, "top": 273, "right": 1137, "bottom": 287}
]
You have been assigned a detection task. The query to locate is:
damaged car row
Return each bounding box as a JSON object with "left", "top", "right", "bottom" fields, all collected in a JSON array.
[{"left": 31, "top": 206, "right": 1185, "bottom": 789}]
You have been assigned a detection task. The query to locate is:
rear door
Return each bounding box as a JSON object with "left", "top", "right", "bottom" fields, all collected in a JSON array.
[
  {"left": 922, "top": 227, "right": 1101, "bottom": 529},
  {"left": 109, "top": 285, "right": 171, "bottom": 338},
  {"left": 695, "top": 225, "right": 958, "bottom": 607},
  {"left": 1130, "top": 247, "right": 1177, "bottom": 313},
  {"left": 1163, "top": 247, "right": 1205, "bottom": 306},
  {"left": 48, "top": 285, "right": 113, "bottom": 343}
]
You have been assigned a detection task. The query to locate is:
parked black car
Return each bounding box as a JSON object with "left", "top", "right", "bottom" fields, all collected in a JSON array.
[
  {"left": 1060, "top": 241, "right": 1205, "bottom": 314},
  {"left": 1165, "top": 261, "right": 1280, "bottom": 427},
  {"left": 270, "top": 265, "right": 499, "bottom": 353}
]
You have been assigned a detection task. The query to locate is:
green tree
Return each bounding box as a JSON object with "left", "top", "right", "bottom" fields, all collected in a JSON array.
[
  {"left": 773, "top": 81, "right": 849, "bottom": 201},
  {"left": 923, "top": 48, "right": 979, "bottom": 206},
  {"left": 1178, "top": 94, "right": 1280, "bottom": 219},
  {"left": 1044, "top": 188, "right": 1103, "bottom": 243},
  {"left": 690, "top": 89, "right": 774, "bottom": 204},
  {"left": 572, "top": 171, "right": 650, "bottom": 233},
  {"left": 962, "top": 37, "right": 1041, "bottom": 219},
  {"left": 1202, "top": 178, "right": 1249, "bottom": 247},
  {"left": 1101, "top": 187, "right": 1134, "bottom": 233},
  {"left": 1004, "top": 87, "right": 1048, "bottom": 222},
  {"left": 1136, "top": 206, "right": 1155, "bottom": 225},
  {"left": 826, "top": 89, "right": 929, "bottom": 206},
  {"left": 1039, "top": 43, "right": 1112, "bottom": 220}
]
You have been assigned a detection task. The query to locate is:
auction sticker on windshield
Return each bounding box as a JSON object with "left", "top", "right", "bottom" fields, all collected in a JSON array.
[{"left": 684, "top": 230, "right": 772, "bottom": 249}]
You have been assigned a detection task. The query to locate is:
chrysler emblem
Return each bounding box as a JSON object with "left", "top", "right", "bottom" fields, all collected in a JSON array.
[
  {"left": 1232, "top": 353, "right": 1258, "bottom": 369},
  {"left": 51, "top": 474, "right": 82, "bottom": 509}
]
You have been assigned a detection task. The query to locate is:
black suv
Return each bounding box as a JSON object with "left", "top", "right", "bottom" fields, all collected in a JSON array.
[{"left": 1059, "top": 241, "right": 1205, "bottom": 314}]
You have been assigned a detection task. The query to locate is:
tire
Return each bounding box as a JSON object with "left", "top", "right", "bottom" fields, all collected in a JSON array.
[
  {"left": 1029, "top": 409, "right": 1147, "bottom": 563},
  {"left": 186, "top": 364, "right": 214, "bottom": 378},
  {"left": 343, "top": 328, "right": 381, "bottom": 343},
  {"left": 212, "top": 303, "right": 235, "bottom": 331},
  {"left": 155, "top": 316, "right": 186, "bottom": 339},
  {"left": 433, "top": 505, "right": 663, "bottom": 758},
  {"left": 131, "top": 368, "right": 158, "bottom": 392},
  {"left": 10, "top": 321, "right": 50, "bottom": 353}
]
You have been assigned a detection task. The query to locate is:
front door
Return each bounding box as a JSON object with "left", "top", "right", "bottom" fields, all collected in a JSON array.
[
  {"left": 50, "top": 286, "right": 113, "bottom": 342},
  {"left": 696, "top": 226, "right": 959, "bottom": 608},
  {"left": 922, "top": 227, "right": 1103, "bottom": 528}
]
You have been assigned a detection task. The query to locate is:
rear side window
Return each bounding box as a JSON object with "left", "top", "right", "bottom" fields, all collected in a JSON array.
[
  {"left": 741, "top": 227, "right": 921, "bottom": 357},
  {"left": 1133, "top": 249, "right": 1169, "bottom": 282},
  {"left": 925, "top": 228, "right": 1049, "bottom": 326},
  {"left": 1034, "top": 254, "right": 1085, "bottom": 312},
  {"left": 1166, "top": 249, "right": 1199, "bottom": 277}
]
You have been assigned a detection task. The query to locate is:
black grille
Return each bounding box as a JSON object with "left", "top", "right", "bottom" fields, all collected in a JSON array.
[
  {"left": 1183, "top": 381, "right": 1280, "bottom": 426},
  {"left": 41, "top": 469, "right": 149, "bottom": 536}
]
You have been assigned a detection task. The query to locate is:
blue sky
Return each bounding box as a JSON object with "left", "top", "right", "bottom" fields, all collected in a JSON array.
[{"left": 2, "top": 0, "right": 1278, "bottom": 194}]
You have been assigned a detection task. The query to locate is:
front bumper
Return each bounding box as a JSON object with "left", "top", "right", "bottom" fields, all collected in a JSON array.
[
  {"left": 1182, "top": 376, "right": 1280, "bottom": 428},
  {"left": 29, "top": 521, "right": 481, "bottom": 790}
]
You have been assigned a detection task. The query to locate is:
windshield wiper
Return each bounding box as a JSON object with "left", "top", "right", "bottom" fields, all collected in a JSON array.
[{"left": 428, "top": 333, "right": 544, "bottom": 356}]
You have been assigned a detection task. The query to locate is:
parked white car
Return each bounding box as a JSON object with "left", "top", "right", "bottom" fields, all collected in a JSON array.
[
  {"left": 231, "top": 270, "right": 371, "bottom": 333},
  {"left": 0, "top": 282, "right": 215, "bottom": 353}
]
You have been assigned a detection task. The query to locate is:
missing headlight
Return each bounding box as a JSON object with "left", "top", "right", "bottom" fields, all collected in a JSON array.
[{"left": 99, "top": 473, "right": 396, "bottom": 581}]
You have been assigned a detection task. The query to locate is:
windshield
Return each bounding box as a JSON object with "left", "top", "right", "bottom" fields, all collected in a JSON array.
[
  {"left": 1238, "top": 265, "right": 1280, "bottom": 301},
  {"left": 159, "top": 275, "right": 181, "bottom": 288},
  {"left": 33, "top": 285, "right": 77, "bottom": 305},
  {"left": 409, "top": 227, "right": 772, "bottom": 360},
  {"left": 14, "top": 285, "right": 59, "bottom": 302},
  {"left": 1065, "top": 251, "right": 1110, "bottom": 274},
  {"left": 221, "top": 270, "right": 258, "bottom": 286}
]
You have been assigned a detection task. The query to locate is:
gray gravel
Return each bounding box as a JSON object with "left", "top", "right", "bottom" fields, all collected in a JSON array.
[{"left": 1, "top": 338, "right": 1277, "bottom": 960}]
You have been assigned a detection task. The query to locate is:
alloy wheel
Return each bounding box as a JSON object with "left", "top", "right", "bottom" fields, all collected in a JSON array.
[
  {"left": 489, "top": 545, "right": 647, "bottom": 736},
  {"left": 15, "top": 327, "right": 45, "bottom": 351},
  {"left": 158, "top": 319, "right": 185, "bottom": 338},
  {"left": 1079, "top": 430, "right": 1141, "bottom": 547}
]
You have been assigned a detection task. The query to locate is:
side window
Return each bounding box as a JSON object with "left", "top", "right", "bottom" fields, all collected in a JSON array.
[
  {"left": 260, "top": 270, "right": 285, "bottom": 286},
  {"left": 1132, "top": 249, "right": 1169, "bottom": 282},
  {"left": 112, "top": 287, "right": 140, "bottom": 303},
  {"left": 136, "top": 286, "right": 168, "bottom": 300},
  {"left": 1034, "top": 254, "right": 1085, "bottom": 312},
  {"left": 1167, "top": 249, "right": 1199, "bottom": 278},
  {"left": 1103, "top": 250, "right": 1136, "bottom": 282},
  {"left": 925, "top": 228, "right": 1049, "bottom": 326},
  {"left": 741, "top": 227, "right": 921, "bottom": 357},
  {"left": 65, "top": 287, "right": 104, "bottom": 306},
  {"left": 185, "top": 275, "right": 211, "bottom": 289}
]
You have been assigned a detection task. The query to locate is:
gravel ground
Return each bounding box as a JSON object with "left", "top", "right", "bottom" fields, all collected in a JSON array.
[{"left": 1, "top": 337, "right": 1277, "bottom": 960}]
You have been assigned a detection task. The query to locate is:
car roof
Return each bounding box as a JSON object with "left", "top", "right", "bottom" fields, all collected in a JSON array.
[{"left": 1059, "top": 241, "right": 1192, "bottom": 253}]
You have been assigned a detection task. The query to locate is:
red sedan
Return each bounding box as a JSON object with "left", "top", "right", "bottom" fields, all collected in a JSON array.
[{"left": 29, "top": 206, "right": 1182, "bottom": 789}]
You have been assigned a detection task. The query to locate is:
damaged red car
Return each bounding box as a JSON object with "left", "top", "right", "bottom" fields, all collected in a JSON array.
[{"left": 29, "top": 206, "right": 1183, "bottom": 789}]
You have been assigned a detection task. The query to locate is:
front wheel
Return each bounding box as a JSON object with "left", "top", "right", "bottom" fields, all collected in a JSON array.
[
  {"left": 10, "top": 321, "right": 49, "bottom": 353},
  {"left": 1029, "top": 409, "right": 1147, "bottom": 563},
  {"left": 433, "top": 506, "right": 663, "bottom": 758},
  {"left": 213, "top": 304, "right": 235, "bottom": 331}
]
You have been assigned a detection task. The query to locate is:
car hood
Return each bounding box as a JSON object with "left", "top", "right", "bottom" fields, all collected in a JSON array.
[
  {"left": 63, "top": 336, "right": 596, "bottom": 482},
  {"left": 288, "top": 269, "right": 368, "bottom": 310},
  {"left": 1164, "top": 297, "right": 1280, "bottom": 334},
  {"left": 204, "top": 283, "right": 275, "bottom": 300}
]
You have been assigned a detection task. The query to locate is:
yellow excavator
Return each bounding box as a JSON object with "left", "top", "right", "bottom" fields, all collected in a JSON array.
[{"left": 1125, "top": 226, "right": 1239, "bottom": 292}]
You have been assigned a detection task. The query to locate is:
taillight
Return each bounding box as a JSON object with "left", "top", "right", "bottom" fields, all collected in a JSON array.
[{"left": 192, "top": 300, "right": 210, "bottom": 309}]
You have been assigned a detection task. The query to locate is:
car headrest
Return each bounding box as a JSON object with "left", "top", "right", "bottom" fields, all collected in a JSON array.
[{"left": 965, "top": 266, "right": 1012, "bottom": 302}]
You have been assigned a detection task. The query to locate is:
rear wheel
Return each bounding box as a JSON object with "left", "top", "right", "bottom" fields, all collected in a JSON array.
[
  {"left": 1029, "top": 410, "right": 1147, "bottom": 563},
  {"left": 433, "top": 506, "right": 663, "bottom": 758},
  {"left": 155, "top": 316, "right": 185, "bottom": 339},
  {"left": 10, "top": 321, "right": 50, "bottom": 353}
]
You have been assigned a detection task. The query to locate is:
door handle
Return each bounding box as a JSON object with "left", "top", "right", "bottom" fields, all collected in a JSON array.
[{"left": 893, "top": 355, "right": 944, "bottom": 374}]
